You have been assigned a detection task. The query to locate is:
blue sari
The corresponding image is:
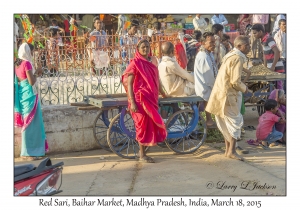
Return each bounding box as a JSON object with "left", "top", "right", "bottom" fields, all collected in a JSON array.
[{"left": 14, "top": 75, "right": 47, "bottom": 157}]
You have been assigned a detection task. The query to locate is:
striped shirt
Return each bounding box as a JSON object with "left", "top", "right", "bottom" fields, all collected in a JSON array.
[{"left": 261, "top": 33, "right": 284, "bottom": 73}]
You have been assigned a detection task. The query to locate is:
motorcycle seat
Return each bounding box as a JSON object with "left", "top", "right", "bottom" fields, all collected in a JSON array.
[{"left": 14, "top": 164, "right": 35, "bottom": 177}]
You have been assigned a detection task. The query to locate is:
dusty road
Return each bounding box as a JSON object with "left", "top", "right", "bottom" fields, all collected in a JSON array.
[{"left": 14, "top": 107, "right": 286, "bottom": 196}]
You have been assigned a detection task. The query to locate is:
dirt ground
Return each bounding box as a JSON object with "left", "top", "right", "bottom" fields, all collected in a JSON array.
[{"left": 14, "top": 106, "right": 286, "bottom": 196}]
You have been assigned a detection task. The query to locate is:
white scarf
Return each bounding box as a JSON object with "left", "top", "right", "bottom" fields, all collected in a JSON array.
[
  {"left": 18, "top": 43, "right": 35, "bottom": 74},
  {"left": 222, "top": 47, "right": 248, "bottom": 64}
]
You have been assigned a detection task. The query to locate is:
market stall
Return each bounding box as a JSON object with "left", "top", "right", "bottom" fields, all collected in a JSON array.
[{"left": 242, "top": 65, "right": 286, "bottom": 116}]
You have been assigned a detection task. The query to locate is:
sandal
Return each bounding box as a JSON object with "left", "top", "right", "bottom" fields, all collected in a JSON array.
[
  {"left": 247, "top": 139, "right": 261, "bottom": 146},
  {"left": 139, "top": 156, "right": 155, "bottom": 163},
  {"left": 258, "top": 143, "right": 270, "bottom": 150},
  {"left": 244, "top": 126, "right": 256, "bottom": 131},
  {"left": 270, "top": 142, "right": 285, "bottom": 148},
  {"left": 21, "top": 156, "right": 43, "bottom": 161}
]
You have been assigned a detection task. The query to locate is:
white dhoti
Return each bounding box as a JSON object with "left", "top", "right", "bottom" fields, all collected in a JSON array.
[{"left": 215, "top": 91, "right": 243, "bottom": 141}]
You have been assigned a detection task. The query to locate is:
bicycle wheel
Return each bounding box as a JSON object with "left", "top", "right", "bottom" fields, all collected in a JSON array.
[{"left": 165, "top": 108, "right": 207, "bottom": 154}]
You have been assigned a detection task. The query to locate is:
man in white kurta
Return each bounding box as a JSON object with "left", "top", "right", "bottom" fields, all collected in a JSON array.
[
  {"left": 193, "top": 15, "right": 207, "bottom": 34},
  {"left": 194, "top": 32, "right": 218, "bottom": 127}
]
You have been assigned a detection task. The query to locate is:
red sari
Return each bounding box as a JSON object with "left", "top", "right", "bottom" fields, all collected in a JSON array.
[{"left": 122, "top": 48, "right": 167, "bottom": 146}]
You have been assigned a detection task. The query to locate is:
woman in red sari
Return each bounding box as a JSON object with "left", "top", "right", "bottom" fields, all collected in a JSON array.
[{"left": 122, "top": 39, "right": 168, "bottom": 163}]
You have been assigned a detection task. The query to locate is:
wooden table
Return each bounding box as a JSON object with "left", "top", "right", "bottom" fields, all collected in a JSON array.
[{"left": 226, "top": 31, "right": 240, "bottom": 44}]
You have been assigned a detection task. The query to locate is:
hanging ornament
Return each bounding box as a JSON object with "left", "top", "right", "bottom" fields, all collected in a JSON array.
[{"left": 27, "top": 36, "right": 33, "bottom": 44}]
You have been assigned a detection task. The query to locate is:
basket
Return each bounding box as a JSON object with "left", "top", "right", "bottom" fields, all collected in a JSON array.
[{"left": 225, "top": 24, "right": 235, "bottom": 31}]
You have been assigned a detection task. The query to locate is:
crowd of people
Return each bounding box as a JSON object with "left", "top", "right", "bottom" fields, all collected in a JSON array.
[
  {"left": 121, "top": 14, "right": 287, "bottom": 163},
  {"left": 14, "top": 14, "right": 286, "bottom": 162}
]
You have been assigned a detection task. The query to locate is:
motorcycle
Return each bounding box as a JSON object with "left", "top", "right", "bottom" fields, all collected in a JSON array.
[{"left": 14, "top": 157, "right": 64, "bottom": 196}]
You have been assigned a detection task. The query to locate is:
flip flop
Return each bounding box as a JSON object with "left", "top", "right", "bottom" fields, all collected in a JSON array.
[
  {"left": 244, "top": 126, "right": 255, "bottom": 131},
  {"left": 249, "top": 126, "right": 256, "bottom": 130},
  {"left": 21, "top": 156, "right": 43, "bottom": 161},
  {"left": 246, "top": 139, "right": 261, "bottom": 146},
  {"left": 139, "top": 156, "right": 155, "bottom": 163},
  {"left": 258, "top": 143, "right": 270, "bottom": 150}
]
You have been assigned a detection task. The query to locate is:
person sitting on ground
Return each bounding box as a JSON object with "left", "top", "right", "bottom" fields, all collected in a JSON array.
[
  {"left": 268, "top": 89, "right": 286, "bottom": 144},
  {"left": 158, "top": 42, "right": 195, "bottom": 118},
  {"left": 194, "top": 32, "right": 217, "bottom": 128},
  {"left": 256, "top": 99, "right": 286, "bottom": 149}
]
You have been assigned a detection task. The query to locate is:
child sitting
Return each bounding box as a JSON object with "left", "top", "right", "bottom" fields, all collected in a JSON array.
[{"left": 256, "top": 99, "right": 286, "bottom": 149}]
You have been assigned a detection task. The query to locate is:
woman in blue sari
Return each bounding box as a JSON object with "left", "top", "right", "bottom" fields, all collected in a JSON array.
[{"left": 14, "top": 43, "right": 48, "bottom": 161}]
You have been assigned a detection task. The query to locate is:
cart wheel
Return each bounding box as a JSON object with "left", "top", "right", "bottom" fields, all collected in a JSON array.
[
  {"left": 249, "top": 82, "right": 269, "bottom": 116},
  {"left": 165, "top": 108, "right": 207, "bottom": 154},
  {"left": 107, "top": 111, "right": 148, "bottom": 159},
  {"left": 93, "top": 108, "right": 121, "bottom": 151},
  {"left": 157, "top": 104, "right": 181, "bottom": 148},
  {"left": 257, "top": 100, "right": 265, "bottom": 116}
]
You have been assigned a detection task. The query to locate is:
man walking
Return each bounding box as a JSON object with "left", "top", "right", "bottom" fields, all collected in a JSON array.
[{"left": 206, "top": 36, "right": 251, "bottom": 161}]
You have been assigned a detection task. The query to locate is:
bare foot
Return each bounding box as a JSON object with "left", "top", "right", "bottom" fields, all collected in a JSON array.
[
  {"left": 226, "top": 153, "right": 244, "bottom": 161},
  {"left": 206, "top": 120, "right": 215, "bottom": 126},
  {"left": 224, "top": 148, "right": 228, "bottom": 157}
]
